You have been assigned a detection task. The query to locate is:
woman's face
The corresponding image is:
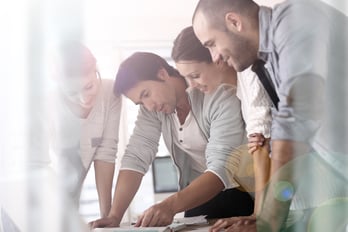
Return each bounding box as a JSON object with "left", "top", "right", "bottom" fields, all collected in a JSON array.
[
  {"left": 175, "top": 61, "right": 223, "bottom": 94},
  {"left": 59, "top": 70, "right": 100, "bottom": 110}
]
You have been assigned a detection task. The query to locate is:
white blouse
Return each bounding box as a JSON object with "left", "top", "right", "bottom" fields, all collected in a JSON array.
[{"left": 237, "top": 67, "right": 272, "bottom": 138}]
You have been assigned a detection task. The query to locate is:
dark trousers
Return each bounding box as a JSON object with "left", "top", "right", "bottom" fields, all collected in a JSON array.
[{"left": 184, "top": 188, "right": 254, "bottom": 219}]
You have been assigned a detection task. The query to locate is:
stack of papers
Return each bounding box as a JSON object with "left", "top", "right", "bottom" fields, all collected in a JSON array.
[
  {"left": 92, "top": 215, "right": 208, "bottom": 232},
  {"left": 172, "top": 215, "right": 208, "bottom": 226},
  {"left": 93, "top": 227, "right": 170, "bottom": 232},
  {"left": 169, "top": 215, "right": 208, "bottom": 231}
]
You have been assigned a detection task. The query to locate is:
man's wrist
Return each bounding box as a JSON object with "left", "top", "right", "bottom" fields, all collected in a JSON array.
[
  {"left": 163, "top": 194, "right": 180, "bottom": 215},
  {"left": 107, "top": 213, "right": 121, "bottom": 225}
]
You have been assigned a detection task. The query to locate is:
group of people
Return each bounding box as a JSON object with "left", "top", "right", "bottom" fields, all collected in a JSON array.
[{"left": 49, "top": 0, "right": 348, "bottom": 232}]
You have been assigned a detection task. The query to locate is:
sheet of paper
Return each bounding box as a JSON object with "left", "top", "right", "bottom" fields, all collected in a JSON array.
[
  {"left": 93, "top": 216, "right": 208, "bottom": 232},
  {"left": 93, "top": 226, "right": 170, "bottom": 232},
  {"left": 172, "top": 215, "right": 208, "bottom": 225}
]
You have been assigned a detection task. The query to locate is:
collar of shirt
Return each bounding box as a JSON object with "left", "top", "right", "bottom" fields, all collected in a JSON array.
[{"left": 258, "top": 6, "right": 273, "bottom": 60}]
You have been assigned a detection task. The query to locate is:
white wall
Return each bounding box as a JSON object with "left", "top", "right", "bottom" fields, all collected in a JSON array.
[
  {"left": 84, "top": 0, "right": 199, "bottom": 43},
  {"left": 83, "top": 0, "right": 289, "bottom": 43}
]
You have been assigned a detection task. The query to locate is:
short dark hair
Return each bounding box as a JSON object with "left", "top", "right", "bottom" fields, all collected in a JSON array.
[
  {"left": 58, "top": 40, "right": 96, "bottom": 77},
  {"left": 114, "top": 52, "right": 181, "bottom": 96},
  {"left": 192, "top": 0, "right": 258, "bottom": 29},
  {"left": 171, "top": 26, "right": 212, "bottom": 63}
]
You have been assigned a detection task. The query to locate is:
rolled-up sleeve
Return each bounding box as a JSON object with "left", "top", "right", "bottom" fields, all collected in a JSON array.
[
  {"left": 120, "top": 106, "right": 162, "bottom": 174},
  {"left": 94, "top": 93, "right": 122, "bottom": 163},
  {"left": 271, "top": 2, "right": 328, "bottom": 142},
  {"left": 237, "top": 68, "right": 272, "bottom": 138},
  {"left": 204, "top": 85, "right": 247, "bottom": 189}
]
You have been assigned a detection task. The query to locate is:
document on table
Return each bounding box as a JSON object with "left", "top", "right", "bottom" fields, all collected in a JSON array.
[
  {"left": 172, "top": 215, "right": 208, "bottom": 226},
  {"left": 93, "top": 227, "right": 170, "bottom": 232},
  {"left": 93, "top": 215, "right": 208, "bottom": 232}
]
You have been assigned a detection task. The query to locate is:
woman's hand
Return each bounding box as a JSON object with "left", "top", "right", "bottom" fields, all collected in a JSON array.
[{"left": 248, "top": 133, "right": 266, "bottom": 154}]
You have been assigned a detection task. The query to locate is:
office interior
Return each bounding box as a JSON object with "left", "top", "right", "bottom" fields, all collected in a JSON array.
[{"left": 0, "top": 0, "right": 347, "bottom": 231}]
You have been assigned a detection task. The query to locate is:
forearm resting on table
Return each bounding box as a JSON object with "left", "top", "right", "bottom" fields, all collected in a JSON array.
[
  {"left": 108, "top": 170, "right": 144, "bottom": 225},
  {"left": 94, "top": 160, "right": 115, "bottom": 217},
  {"left": 164, "top": 171, "right": 224, "bottom": 214}
]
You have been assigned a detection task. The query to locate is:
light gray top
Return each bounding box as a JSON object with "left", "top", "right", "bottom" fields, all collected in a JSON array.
[
  {"left": 120, "top": 84, "right": 247, "bottom": 190},
  {"left": 259, "top": 0, "right": 348, "bottom": 151},
  {"left": 258, "top": 0, "right": 348, "bottom": 209},
  {"left": 50, "top": 79, "right": 122, "bottom": 202}
]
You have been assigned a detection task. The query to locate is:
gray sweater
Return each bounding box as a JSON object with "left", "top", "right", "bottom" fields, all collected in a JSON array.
[{"left": 120, "top": 84, "right": 247, "bottom": 190}]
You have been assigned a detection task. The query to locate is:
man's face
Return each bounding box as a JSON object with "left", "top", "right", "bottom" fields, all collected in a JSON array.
[
  {"left": 125, "top": 78, "right": 177, "bottom": 114},
  {"left": 193, "top": 11, "right": 257, "bottom": 72}
]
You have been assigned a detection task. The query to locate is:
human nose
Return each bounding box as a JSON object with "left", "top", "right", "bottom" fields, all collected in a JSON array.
[
  {"left": 209, "top": 48, "right": 221, "bottom": 63},
  {"left": 143, "top": 99, "right": 156, "bottom": 112},
  {"left": 187, "top": 79, "right": 198, "bottom": 88},
  {"left": 79, "top": 92, "right": 91, "bottom": 103}
]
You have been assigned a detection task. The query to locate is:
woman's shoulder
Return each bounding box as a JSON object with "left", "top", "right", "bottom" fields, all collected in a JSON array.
[
  {"left": 100, "top": 78, "right": 115, "bottom": 92},
  {"left": 99, "top": 78, "right": 121, "bottom": 100},
  {"left": 92, "top": 79, "right": 122, "bottom": 115},
  {"left": 203, "top": 83, "right": 241, "bottom": 115},
  {"left": 208, "top": 83, "right": 238, "bottom": 101}
]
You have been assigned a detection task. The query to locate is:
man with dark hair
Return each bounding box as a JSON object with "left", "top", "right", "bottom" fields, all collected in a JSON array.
[
  {"left": 90, "top": 52, "right": 254, "bottom": 228},
  {"left": 193, "top": 0, "right": 348, "bottom": 231}
]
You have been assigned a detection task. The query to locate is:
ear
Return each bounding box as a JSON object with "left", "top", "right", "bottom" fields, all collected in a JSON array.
[
  {"left": 225, "top": 12, "right": 242, "bottom": 32},
  {"left": 157, "top": 68, "right": 169, "bottom": 81}
]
